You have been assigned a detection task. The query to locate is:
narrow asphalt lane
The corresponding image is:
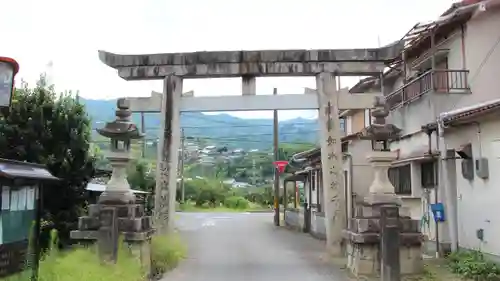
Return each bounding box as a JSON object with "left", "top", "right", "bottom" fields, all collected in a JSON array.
[{"left": 163, "top": 212, "right": 346, "bottom": 281}]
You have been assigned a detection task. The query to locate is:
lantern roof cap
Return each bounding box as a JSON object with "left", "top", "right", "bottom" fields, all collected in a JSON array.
[
  {"left": 359, "top": 96, "right": 401, "bottom": 141},
  {"left": 96, "top": 98, "right": 144, "bottom": 140}
]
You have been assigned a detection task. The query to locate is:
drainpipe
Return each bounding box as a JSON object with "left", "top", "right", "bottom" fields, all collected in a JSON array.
[
  {"left": 437, "top": 118, "right": 459, "bottom": 252},
  {"left": 424, "top": 128, "right": 440, "bottom": 257},
  {"left": 344, "top": 153, "right": 354, "bottom": 229}
]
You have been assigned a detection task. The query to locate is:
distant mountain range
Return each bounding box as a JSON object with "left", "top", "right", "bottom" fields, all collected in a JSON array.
[{"left": 80, "top": 98, "right": 319, "bottom": 150}]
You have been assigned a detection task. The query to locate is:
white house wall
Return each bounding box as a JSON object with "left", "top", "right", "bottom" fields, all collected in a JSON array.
[
  {"left": 389, "top": 131, "right": 439, "bottom": 221},
  {"left": 460, "top": 9, "right": 500, "bottom": 106},
  {"left": 444, "top": 119, "right": 500, "bottom": 256}
]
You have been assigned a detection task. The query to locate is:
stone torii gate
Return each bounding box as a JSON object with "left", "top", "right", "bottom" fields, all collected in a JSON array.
[{"left": 98, "top": 45, "right": 401, "bottom": 255}]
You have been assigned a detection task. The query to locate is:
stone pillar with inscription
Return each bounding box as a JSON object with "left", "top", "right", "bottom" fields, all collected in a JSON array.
[
  {"left": 71, "top": 99, "right": 154, "bottom": 272},
  {"left": 342, "top": 97, "right": 423, "bottom": 278},
  {"left": 154, "top": 75, "right": 182, "bottom": 234},
  {"left": 316, "top": 72, "right": 345, "bottom": 256}
]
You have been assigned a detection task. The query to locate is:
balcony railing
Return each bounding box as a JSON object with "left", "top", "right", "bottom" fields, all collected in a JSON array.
[{"left": 386, "top": 69, "right": 470, "bottom": 110}]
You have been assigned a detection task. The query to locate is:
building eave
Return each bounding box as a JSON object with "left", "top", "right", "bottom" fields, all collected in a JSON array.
[{"left": 441, "top": 99, "right": 500, "bottom": 125}]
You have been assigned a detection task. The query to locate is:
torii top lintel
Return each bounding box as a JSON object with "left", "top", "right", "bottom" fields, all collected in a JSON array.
[{"left": 98, "top": 42, "right": 403, "bottom": 81}]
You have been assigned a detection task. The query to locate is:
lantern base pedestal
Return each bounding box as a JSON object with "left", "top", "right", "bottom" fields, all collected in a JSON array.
[
  {"left": 343, "top": 197, "right": 423, "bottom": 277},
  {"left": 70, "top": 202, "right": 154, "bottom": 273}
]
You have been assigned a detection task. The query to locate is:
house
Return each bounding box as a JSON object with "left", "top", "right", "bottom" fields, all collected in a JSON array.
[
  {"left": 354, "top": 0, "right": 500, "bottom": 257},
  {"left": 285, "top": 0, "right": 500, "bottom": 259}
]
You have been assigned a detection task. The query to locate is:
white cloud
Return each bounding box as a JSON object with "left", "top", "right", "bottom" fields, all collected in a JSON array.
[{"left": 1, "top": 0, "right": 456, "bottom": 120}]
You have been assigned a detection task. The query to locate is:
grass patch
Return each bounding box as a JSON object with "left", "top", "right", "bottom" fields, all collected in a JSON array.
[
  {"left": 176, "top": 201, "right": 269, "bottom": 213},
  {"left": 404, "top": 255, "right": 500, "bottom": 281},
  {"left": 3, "top": 244, "right": 146, "bottom": 281},
  {"left": 3, "top": 230, "right": 187, "bottom": 281},
  {"left": 150, "top": 232, "right": 187, "bottom": 279}
]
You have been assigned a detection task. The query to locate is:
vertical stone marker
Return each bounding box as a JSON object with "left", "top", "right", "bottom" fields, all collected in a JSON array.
[
  {"left": 316, "top": 72, "right": 345, "bottom": 255},
  {"left": 154, "top": 75, "right": 183, "bottom": 234}
]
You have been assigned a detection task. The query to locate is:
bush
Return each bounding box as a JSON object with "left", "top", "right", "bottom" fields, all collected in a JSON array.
[
  {"left": 224, "top": 196, "right": 250, "bottom": 209},
  {"left": 150, "top": 233, "right": 186, "bottom": 279},
  {"left": 447, "top": 250, "right": 500, "bottom": 281}
]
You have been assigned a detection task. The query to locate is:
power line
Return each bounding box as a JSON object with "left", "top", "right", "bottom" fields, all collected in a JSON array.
[
  {"left": 90, "top": 138, "right": 316, "bottom": 145},
  {"left": 92, "top": 130, "right": 319, "bottom": 141},
  {"left": 144, "top": 122, "right": 317, "bottom": 130}
]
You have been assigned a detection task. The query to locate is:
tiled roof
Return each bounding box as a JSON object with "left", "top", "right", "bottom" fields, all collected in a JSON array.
[{"left": 441, "top": 99, "right": 500, "bottom": 124}]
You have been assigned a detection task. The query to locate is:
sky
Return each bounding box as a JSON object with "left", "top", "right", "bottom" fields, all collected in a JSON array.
[{"left": 1, "top": 0, "right": 456, "bottom": 120}]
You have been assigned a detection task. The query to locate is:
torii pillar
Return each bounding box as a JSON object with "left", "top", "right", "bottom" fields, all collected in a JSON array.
[
  {"left": 316, "top": 73, "right": 345, "bottom": 255},
  {"left": 154, "top": 76, "right": 182, "bottom": 234}
]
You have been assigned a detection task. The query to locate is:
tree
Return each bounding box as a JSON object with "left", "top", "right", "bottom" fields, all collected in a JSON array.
[
  {"left": 0, "top": 76, "right": 96, "bottom": 245},
  {"left": 127, "top": 158, "right": 155, "bottom": 214}
]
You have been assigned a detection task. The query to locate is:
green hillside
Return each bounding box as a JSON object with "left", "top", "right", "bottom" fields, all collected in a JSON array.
[{"left": 81, "top": 98, "right": 319, "bottom": 150}]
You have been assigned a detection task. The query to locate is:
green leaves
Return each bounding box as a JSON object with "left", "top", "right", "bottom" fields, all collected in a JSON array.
[
  {"left": 0, "top": 75, "right": 96, "bottom": 245},
  {"left": 447, "top": 250, "right": 500, "bottom": 281}
]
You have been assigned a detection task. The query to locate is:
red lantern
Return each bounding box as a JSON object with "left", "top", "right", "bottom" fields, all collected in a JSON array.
[
  {"left": 273, "top": 160, "right": 288, "bottom": 174},
  {"left": 0, "top": 57, "right": 19, "bottom": 108}
]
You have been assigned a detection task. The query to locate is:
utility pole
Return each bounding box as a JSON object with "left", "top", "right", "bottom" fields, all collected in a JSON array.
[
  {"left": 141, "top": 112, "right": 146, "bottom": 157},
  {"left": 273, "top": 88, "right": 280, "bottom": 226},
  {"left": 180, "top": 128, "right": 186, "bottom": 203},
  {"left": 250, "top": 158, "right": 257, "bottom": 185}
]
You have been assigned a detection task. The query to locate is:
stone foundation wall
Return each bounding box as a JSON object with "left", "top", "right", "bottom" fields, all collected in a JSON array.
[
  {"left": 346, "top": 242, "right": 423, "bottom": 276},
  {"left": 311, "top": 212, "right": 326, "bottom": 240},
  {"left": 285, "top": 209, "right": 327, "bottom": 240},
  {"left": 284, "top": 209, "right": 303, "bottom": 230},
  {"left": 346, "top": 243, "right": 379, "bottom": 276}
]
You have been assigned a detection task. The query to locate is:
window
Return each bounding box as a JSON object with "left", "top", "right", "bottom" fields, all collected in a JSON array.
[
  {"left": 339, "top": 117, "right": 346, "bottom": 133},
  {"left": 388, "top": 164, "right": 412, "bottom": 195},
  {"left": 311, "top": 172, "right": 316, "bottom": 191},
  {"left": 341, "top": 141, "right": 348, "bottom": 153},
  {"left": 346, "top": 116, "right": 353, "bottom": 135},
  {"left": 364, "top": 109, "right": 371, "bottom": 128},
  {"left": 421, "top": 161, "right": 438, "bottom": 188}
]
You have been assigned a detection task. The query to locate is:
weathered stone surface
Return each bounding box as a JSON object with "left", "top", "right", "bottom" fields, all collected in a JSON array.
[
  {"left": 117, "top": 217, "right": 151, "bottom": 232},
  {"left": 349, "top": 217, "right": 420, "bottom": 233},
  {"left": 344, "top": 192, "right": 423, "bottom": 277},
  {"left": 343, "top": 230, "right": 423, "bottom": 245},
  {"left": 98, "top": 43, "right": 404, "bottom": 80},
  {"left": 78, "top": 216, "right": 100, "bottom": 231},
  {"left": 99, "top": 44, "right": 403, "bottom": 67},
  {"left": 70, "top": 230, "right": 98, "bottom": 240}
]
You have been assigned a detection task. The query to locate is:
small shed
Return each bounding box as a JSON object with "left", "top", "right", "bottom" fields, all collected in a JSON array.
[{"left": 0, "top": 158, "right": 59, "bottom": 278}]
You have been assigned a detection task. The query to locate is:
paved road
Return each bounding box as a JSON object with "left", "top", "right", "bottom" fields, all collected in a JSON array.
[{"left": 163, "top": 212, "right": 346, "bottom": 281}]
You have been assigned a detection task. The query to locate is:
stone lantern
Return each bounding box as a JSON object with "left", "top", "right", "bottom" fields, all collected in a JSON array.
[
  {"left": 343, "top": 96, "right": 423, "bottom": 278},
  {"left": 71, "top": 99, "right": 153, "bottom": 268},
  {"left": 359, "top": 96, "right": 402, "bottom": 202},
  {"left": 96, "top": 98, "right": 143, "bottom": 204}
]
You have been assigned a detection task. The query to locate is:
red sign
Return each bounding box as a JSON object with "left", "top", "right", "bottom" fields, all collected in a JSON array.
[{"left": 273, "top": 160, "right": 288, "bottom": 173}]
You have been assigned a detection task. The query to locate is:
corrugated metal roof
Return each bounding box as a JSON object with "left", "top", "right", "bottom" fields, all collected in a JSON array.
[{"left": 0, "top": 159, "right": 59, "bottom": 181}]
